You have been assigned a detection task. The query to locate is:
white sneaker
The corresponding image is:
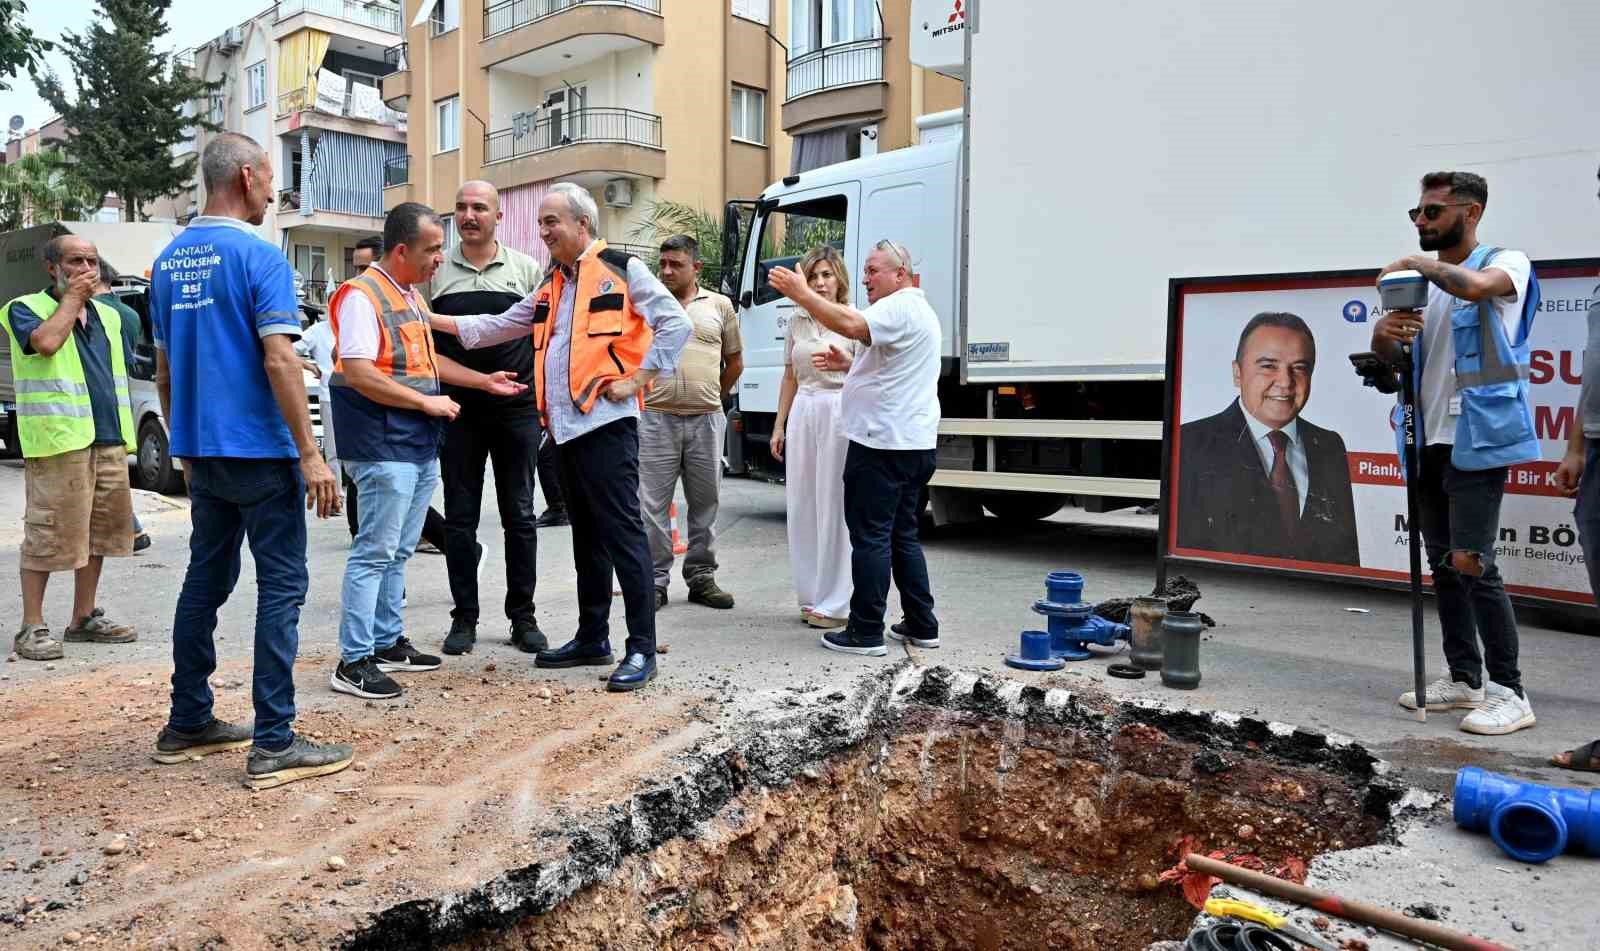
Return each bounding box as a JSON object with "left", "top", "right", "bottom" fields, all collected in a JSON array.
[
  {"left": 1460, "top": 683, "right": 1536, "bottom": 736},
  {"left": 1398, "top": 676, "right": 1485, "bottom": 711}
]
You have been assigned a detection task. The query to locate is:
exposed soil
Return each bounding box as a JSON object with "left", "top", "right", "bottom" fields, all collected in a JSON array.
[{"left": 0, "top": 653, "right": 705, "bottom": 950}]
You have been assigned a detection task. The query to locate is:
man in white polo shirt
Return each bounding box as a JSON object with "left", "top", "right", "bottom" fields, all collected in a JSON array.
[{"left": 769, "top": 239, "right": 942, "bottom": 657}]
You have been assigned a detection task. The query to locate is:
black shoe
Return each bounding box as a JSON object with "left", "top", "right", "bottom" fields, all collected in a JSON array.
[
  {"left": 888, "top": 622, "right": 941, "bottom": 649},
  {"left": 331, "top": 657, "right": 402, "bottom": 699},
  {"left": 820, "top": 628, "right": 888, "bottom": 657},
  {"left": 687, "top": 575, "right": 734, "bottom": 609},
  {"left": 133, "top": 532, "right": 152, "bottom": 553},
  {"left": 244, "top": 735, "right": 355, "bottom": 791},
  {"left": 151, "top": 718, "right": 253, "bottom": 764},
  {"left": 535, "top": 506, "right": 570, "bottom": 528},
  {"left": 510, "top": 618, "right": 548, "bottom": 654},
  {"left": 654, "top": 586, "right": 668, "bottom": 611},
  {"left": 535, "top": 637, "right": 615, "bottom": 669},
  {"left": 442, "top": 619, "right": 476, "bottom": 656},
  {"left": 607, "top": 652, "right": 656, "bottom": 692},
  {"left": 375, "top": 636, "right": 442, "bottom": 672}
]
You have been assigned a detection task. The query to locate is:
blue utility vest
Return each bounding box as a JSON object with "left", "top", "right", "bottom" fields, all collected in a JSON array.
[{"left": 1395, "top": 245, "right": 1541, "bottom": 472}]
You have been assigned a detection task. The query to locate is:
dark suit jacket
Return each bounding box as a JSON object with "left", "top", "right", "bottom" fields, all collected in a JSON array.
[{"left": 1176, "top": 399, "right": 1360, "bottom": 566}]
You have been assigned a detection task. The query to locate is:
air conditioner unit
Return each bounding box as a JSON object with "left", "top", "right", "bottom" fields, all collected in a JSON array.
[
  {"left": 603, "top": 178, "right": 634, "bottom": 208},
  {"left": 214, "top": 26, "right": 242, "bottom": 53}
]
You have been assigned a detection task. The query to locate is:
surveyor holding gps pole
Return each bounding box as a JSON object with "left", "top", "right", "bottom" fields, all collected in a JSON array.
[{"left": 1368, "top": 171, "right": 1541, "bottom": 737}]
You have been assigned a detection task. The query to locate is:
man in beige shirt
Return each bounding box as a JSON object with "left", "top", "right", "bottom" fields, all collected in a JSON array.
[{"left": 640, "top": 235, "right": 743, "bottom": 610}]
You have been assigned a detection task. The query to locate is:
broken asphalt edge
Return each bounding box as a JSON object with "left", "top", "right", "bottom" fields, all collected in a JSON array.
[{"left": 339, "top": 662, "right": 1428, "bottom": 950}]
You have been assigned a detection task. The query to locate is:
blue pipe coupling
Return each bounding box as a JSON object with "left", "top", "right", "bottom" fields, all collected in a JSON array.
[
  {"left": 1454, "top": 766, "right": 1600, "bottom": 863},
  {"left": 1031, "top": 570, "right": 1129, "bottom": 661}
]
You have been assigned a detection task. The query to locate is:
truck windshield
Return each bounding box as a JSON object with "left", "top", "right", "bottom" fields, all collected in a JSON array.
[{"left": 752, "top": 195, "right": 847, "bottom": 305}]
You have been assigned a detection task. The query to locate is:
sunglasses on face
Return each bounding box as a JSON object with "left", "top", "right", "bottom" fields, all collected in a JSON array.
[{"left": 1408, "top": 201, "right": 1472, "bottom": 223}]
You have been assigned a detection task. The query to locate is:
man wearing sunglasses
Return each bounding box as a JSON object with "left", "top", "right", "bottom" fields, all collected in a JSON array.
[{"left": 1370, "top": 170, "right": 1539, "bottom": 737}]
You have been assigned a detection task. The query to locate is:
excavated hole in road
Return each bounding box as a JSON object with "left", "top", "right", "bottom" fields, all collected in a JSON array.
[{"left": 356, "top": 667, "right": 1406, "bottom": 951}]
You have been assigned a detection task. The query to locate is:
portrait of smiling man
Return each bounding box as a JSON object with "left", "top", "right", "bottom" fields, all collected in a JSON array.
[{"left": 1176, "top": 311, "right": 1360, "bottom": 566}]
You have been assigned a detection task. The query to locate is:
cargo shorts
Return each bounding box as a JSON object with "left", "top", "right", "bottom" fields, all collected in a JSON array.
[{"left": 22, "top": 444, "right": 134, "bottom": 573}]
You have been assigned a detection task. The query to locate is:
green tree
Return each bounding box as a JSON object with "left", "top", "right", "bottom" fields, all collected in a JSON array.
[
  {"left": 0, "top": 0, "right": 52, "bottom": 92},
  {"left": 0, "top": 147, "right": 101, "bottom": 230},
  {"left": 629, "top": 199, "right": 735, "bottom": 292},
  {"left": 35, "top": 0, "right": 220, "bottom": 221}
]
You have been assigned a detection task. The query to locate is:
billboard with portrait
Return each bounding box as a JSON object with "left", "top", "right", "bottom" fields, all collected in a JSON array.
[{"left": 1163, "top": 261, "right": 1599, "bottom": 607}]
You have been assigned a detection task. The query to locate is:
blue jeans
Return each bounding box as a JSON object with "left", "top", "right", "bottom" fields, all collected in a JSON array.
[
  {"left": 339, "top": 459, "right": 439, "bottom": 663},
  {"left": 1575, "top": 443, "right": 1600, "bottom": 606},
  {"left": 1418, "top": 444, "right": 1520, "bottom": 692},
  {"left": 842, "top": 442, "right": 939, "bottom": 639},
  {"left": 168, "top": 459, "right": 307, "bottom": 751}
]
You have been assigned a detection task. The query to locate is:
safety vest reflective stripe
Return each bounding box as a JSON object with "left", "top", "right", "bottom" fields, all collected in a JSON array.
[
  {"left": 16, "top": 400, "right": 95, "bottom": 418},
  {"left": 15, "top": 378, "right": 92, "bottom": 396}
]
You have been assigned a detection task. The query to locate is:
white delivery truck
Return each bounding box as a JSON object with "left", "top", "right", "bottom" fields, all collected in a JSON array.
[{"left": 725, "top": 0, "right": 1600, "bottom": 526}]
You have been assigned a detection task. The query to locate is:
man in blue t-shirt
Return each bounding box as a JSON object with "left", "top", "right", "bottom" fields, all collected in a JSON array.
[{"left": 148, "top": 132, "right": 351, "bottom": 791}]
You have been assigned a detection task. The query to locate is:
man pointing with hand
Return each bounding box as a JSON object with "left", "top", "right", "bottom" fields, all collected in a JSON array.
[{"left": 329, "top": 202, "right": 526, "bottom": 702}]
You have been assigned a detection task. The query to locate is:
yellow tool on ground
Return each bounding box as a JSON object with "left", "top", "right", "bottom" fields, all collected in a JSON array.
[{"left": 1203, "top": 897, "right": 1342, "bottom": 951}]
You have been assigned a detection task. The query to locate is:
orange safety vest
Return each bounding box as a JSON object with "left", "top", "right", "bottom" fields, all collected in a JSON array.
[
  {"left": 327, "top": 267, "right": 441, "bottom": 393},
  {"left": 530, "top": 240, "right": 653, "bottom": 416}
]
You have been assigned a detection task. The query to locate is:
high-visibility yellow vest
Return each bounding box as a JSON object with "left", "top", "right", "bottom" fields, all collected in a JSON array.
[{"left": 0, "top": 290, "right": 136, "bottom": 458}]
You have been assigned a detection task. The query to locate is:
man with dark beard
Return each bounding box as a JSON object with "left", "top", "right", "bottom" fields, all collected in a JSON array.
[{"left": 1371, "top": 170, "right": 1540, "bottom": 737}]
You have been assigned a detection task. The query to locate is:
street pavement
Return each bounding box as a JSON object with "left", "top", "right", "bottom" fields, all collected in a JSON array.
[{"left": 2, "top": 460, "right": 1597, "bottom": 947}]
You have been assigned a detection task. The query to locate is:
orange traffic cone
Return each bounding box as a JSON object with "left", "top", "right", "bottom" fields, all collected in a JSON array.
[{"left": 670, "top": 502, "right": 687, "bottom": 555}]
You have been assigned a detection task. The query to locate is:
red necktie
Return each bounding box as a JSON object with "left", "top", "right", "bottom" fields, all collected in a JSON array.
[{"left": 1268, "top": 429, "right": 1298, "bottom": 533}]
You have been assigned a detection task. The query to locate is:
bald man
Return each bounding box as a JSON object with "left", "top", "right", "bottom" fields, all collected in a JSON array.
[{"left": 426, "top": 180, "right": 547, "bottom": 657}]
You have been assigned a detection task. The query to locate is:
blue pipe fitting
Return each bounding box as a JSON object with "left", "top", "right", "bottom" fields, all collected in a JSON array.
[
  {"left": 1454, "top": 766, "right": 1600, "bottom": 863},
  {"left": 1005, "top": 630, "right": 1065, "bottom": 671},
  {"left": 1046, "top": 570, "right": 1084, "bottom": 606}
]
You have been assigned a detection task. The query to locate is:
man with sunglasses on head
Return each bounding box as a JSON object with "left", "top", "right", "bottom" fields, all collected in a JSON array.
[{"left": 1370, "top": 170, "right": 1540, "bottom": 737}]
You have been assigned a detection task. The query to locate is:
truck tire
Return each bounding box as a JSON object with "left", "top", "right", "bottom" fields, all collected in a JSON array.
[
  {"left": 136, "top": 418, "right": 184, "bottom": 495},
  {"left": 980, "top": 491, "right": 1066, "bottom": 523}
]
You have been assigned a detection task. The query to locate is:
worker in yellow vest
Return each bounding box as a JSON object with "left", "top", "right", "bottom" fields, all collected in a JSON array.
[{"left": 1, "top": 235, "right": 139, "bottom": 662}]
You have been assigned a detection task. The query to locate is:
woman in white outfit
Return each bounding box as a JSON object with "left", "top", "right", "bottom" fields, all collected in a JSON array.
[{"left": 770, "top": 246, "right": 863, "bottom": 629}]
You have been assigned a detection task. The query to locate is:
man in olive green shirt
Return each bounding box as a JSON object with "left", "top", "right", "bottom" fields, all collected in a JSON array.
[{"left": 639, "top": 235, "right": 742, "bottom": 611}]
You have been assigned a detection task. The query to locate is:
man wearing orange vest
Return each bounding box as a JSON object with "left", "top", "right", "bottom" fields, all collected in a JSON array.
[
  {"left": 431, "top": 182, "right": 689, "bottom": 692},
  {"left": 328, "top": 203, "right": 527, "bottom": 701}
]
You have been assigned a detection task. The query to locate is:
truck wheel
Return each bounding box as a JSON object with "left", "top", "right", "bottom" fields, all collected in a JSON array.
[
  {"left": 136, "top": 419, "right": 184, "bottom": 495},
  {"left": 980, "top": 491, "right": 1066, "bottom": 522}
]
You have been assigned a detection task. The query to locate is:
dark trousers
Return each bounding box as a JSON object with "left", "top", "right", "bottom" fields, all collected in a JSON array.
[
  {"left": 348, "top": 471, "right": 445, "bottom": 549},
  {"left": 559, "top": 418, "right": 655, "bottom": 657},
  {"left": 842, "top": 441, "right": 938, "bottom": 639},
  {"left": 1575, "top": 443, "right": 1600, "bottom": 607},
  {"left": 538, "top": 431, "right": 565, "bottom": 510},
  {"left": 442, "top": 407, "right": 540, "bottom": 624},
  {"left": 168, "top": 459, "right": 307, "bottom": 750},
  {"left": 1418, "top": 444, "right": 1520, "bottom": 692}
]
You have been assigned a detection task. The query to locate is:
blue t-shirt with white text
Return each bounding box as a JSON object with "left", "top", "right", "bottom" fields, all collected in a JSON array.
[{"left": 150, "top": 216, "right": 302, "bottom": 459}]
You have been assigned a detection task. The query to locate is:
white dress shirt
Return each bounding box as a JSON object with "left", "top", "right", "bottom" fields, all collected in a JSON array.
[{"left": 1242, "top": 407, "right": 1308, "bottom": 517}]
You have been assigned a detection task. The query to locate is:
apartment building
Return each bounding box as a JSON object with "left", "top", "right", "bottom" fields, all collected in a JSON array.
[{"left": 162, "top": 0, "right": 408, "bottom": 303}]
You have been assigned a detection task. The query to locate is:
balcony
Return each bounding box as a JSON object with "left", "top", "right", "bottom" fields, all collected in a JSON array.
[
  {"left": 276, "top": 85, "right": 406, "bottom": 142},
  {"left": 274, "top": 0, "right": 402, "bottom": 33},
  {"left": 479, "top": 107, "right": 664, "bottom": 190},
  {"left": 383, "top": 153, "right": 409, "bottom": 188},
  {"left": 480, "top": 0, "right": 663, "bottom": 72},
  {"left": 781, "top": 37, "right": 889, "bottom": 134},
  {"left": 380, "top": 42, "right": 410, "bottom": 108}
]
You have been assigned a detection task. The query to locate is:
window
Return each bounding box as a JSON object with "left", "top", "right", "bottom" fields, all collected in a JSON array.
[
  {"left": 730, "top": 86, "right": 765, "bottom": 145},
  {"left": 792, "top": 0, "right": 875, "bottom": 54},
  {"left": 293, "top": 245, "right": 328, "bottom": 301},
  {"left": 732, "top": 0, "right": 769, "bottom": 24},
  {"left": 752, "top": 196, "right": 848, "bottom": 306},
  {"left": 543, "top": 83, "right": 587, "bottom": 147},
  {"left": 440, "top": 215, "right": 458, "bottom": 251},
  {"left": 430, "top": 0, "right": 459, "bottom": 36},
  {"left": 245, "top": 61, "right": 266, "bottom": 110},
  {"left": 209, "top": 92, "right": 224, "bottom": 124},
  {"left": 435, "top": 96, "right": 460, "bottom": 153}
]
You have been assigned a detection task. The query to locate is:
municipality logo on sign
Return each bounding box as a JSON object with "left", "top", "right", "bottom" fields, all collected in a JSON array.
[
  {"left": 1342, "top": 300, "right": 1368, "bottom": 323},
  {"left": 599, "top": 278, "right": 616, "bottom": 294}
]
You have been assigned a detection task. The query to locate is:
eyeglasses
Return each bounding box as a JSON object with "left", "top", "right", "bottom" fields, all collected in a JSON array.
[
  {"left": 1407, "top": 201, "right": 1472, "bottom": 223},
  {"left": 873, "top": 239, "right": 912, "bottom": 271}
]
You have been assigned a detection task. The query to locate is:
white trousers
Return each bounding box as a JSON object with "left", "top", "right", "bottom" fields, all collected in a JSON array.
[{"left": 785, "top": 388, "right": 853, "bottom": 619}]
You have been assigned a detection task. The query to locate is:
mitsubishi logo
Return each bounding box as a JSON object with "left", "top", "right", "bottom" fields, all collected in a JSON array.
[
  {"left": 949, "top": 0, "right": 964, "bottom": 24},
  {"left": 933, "top": 0, "right": 966, "bottom": 36}
]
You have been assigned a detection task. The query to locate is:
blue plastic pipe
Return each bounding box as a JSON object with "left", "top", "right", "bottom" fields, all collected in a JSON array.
[{"left": 1454, "top": 766, "right": 1600, "bottom": 863}]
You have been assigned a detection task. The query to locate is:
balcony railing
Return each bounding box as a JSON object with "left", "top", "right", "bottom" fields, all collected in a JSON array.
[
  {"left": 277, "top": 85, "right": 402, "bottom": 126},
  {"left": 382, "top": 41, "right": 407, "bottom": 74},
  {"left": 274, "top": 0, "right": 402, "bottom": 33},
  {"left": 384, "top": 154, "right": 409, "bottom": 188},
  {"left": 483, "top": 0, "right": 661, "bottom": 40},
  {"left": 483, "top": 107, "right": 661, "bottom": 165},
  {"left": 786, "top": 37, "right": 885, "bottom": 101}
]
